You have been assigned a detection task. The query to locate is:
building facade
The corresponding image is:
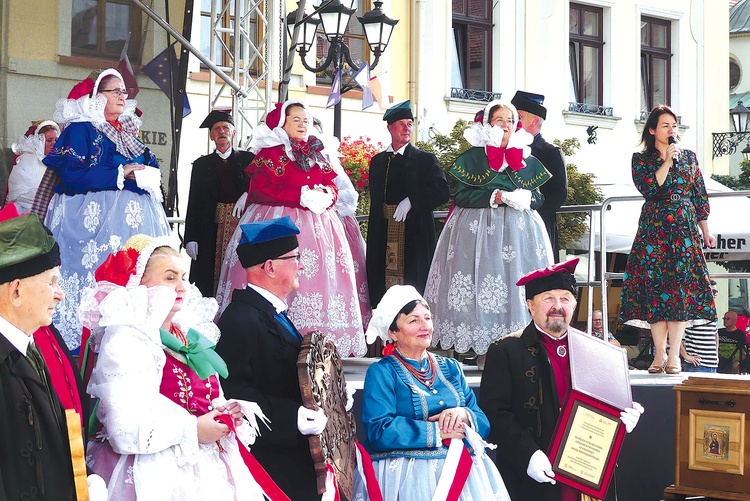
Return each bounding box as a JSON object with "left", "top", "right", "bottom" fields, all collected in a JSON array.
[{"left": 0, "top": 0, "right": 731, "bottom": 215}]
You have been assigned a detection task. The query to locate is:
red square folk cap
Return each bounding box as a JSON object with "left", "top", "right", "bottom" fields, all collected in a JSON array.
[{"left": 517, "top": 257, "right": 579, "bottom": 299}]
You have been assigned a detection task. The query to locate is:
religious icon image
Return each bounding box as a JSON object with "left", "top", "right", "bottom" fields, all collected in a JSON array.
[{"left": 702, "top": 426, "right": 729, "bottom": 461}]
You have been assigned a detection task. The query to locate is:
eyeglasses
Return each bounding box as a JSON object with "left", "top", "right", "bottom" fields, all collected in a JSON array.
[
  {"left": 275, "top": 253, "right": 301, "bottom": 263},
  {"left": 491, "top": 117, "right": 515, "bottom": 126},
  {"left": 100, "top": 89, "right": 128, "bottom": 98}
]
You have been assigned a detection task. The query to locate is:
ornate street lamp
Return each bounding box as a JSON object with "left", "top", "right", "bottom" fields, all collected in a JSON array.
[
  {"left": 713, "top": 101, "right": 750, "bottom": 158},
  {"left": 286, "top": 0, "right": 399, "bottom": 138},
  {"left": 731, "top": 101, "right": 750, "bottom": 133},
  {"left": 742, "top": 143, "right": 750, "bottom": 162}
]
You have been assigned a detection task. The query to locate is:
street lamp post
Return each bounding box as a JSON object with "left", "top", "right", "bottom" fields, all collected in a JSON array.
[
  {"left": 285, "top": 0, "right": 398, "bottom": 138},
  {"left": 712, "top": 101, "right": 750, "bottom": 158}
]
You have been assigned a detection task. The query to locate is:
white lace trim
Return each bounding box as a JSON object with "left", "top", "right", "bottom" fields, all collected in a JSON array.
[
  {"left": 127, "top": 236, "right": 179, "bottom": 288},
  {"left": 53, "top": 93, "right": 141, "bottom": 129},
  {"left": 11, "top": 133, "right": 46, "bottom": 161}
]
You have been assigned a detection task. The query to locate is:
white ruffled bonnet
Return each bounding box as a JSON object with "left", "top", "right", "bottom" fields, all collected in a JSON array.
[{"left": 365, "top": 285, "right": 427, "bottom": 344}]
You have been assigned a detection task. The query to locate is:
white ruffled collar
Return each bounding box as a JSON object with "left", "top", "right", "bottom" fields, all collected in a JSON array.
[{"left": 53, "top": 94, "right": 141, "bottom": 130}]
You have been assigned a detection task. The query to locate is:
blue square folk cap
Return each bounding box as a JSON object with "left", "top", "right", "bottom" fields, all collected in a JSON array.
[
  {"left": 383, "top": 100, "right": 414, "bottom": 124},
  {"left": 236, "top": 216, "right": 300, "bottom": 268},
  {"left": 511, "top": 90, "right": 547, "bottom": 120}
]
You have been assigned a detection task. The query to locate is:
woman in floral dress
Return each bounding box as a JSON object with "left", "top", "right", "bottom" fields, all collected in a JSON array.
[
  {"left": 424, "top": 101, "right": 552, "bottom": 356},
  {"left": 619, "top": 105, "right": 716, "bottom": 375}
]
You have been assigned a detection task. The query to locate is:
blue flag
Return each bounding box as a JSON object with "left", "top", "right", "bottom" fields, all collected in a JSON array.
[
  {"left": 326, "top": 69, "right": 342, "bottom": 108},
  {"left": 141, "top": 44, "right": 191, "bottom": 118},
  {"left": 353, "top": 62, "right": 373, "bottom": 110}
]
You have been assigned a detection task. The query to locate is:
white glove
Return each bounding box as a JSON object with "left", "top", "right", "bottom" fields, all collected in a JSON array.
[
  {"left": 232, "top": 192, "right": 248, "bottom": 217},
  {"left": 620, "top": 401, "right": 644, "bottom": 433},
  {"left": 186, "top": 241, "right": 198, "bottom": 261},
  {"left": 501, "top": 189, "right": 532, "bottom": 211},
  {"left": 300, "top": 185, "right": 335, "bottom": 214},
  {"left": 133, "top": 167, "right": 164, "bottom": 202},
  {"left": 345, "top": 383, "right": 356, "bottom": 412},
  {"left": 297, "top": 406, "right": 328, "bottom": 435},
  {"left": 87, "top": 474, "right": 108, "bottom": 501},
  {"left": 393, "top": 197, "right": 412, "bottom": 222},
  {"left": 527, "top": 449, "right": 556, "bottom": 484}
]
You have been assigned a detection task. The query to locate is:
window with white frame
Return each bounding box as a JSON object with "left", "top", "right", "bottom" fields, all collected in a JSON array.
[
  {"left": 451, "top": 0, "right": 493, "bottom": 99},
  {"left": 640, "top": 16, "right": 671, "bottom": 112},
  {"left": 569, "top": 3, "right": 603, "bottom": 110}
]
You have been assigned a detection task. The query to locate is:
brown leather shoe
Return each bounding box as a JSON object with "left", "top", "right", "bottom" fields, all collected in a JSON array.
[{"left": 665, "top": 365, "right": 681, "bottom": 375}]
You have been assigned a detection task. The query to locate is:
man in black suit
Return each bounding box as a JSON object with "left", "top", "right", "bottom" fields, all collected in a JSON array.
[
  {"left": 216, "top": 216, "right": 326, "bottom": 500},
  {"left": 512, "top": 91, "right": 568, "bottom": 262},
  {"left": 0, "top": 212, "right": 79, "bottom": 500},
  {"left": 184, "top": 110, "right": 254, "bottom": 296},
  {"left": 366, "top": 100, "right": 450, "bottom": 307}
]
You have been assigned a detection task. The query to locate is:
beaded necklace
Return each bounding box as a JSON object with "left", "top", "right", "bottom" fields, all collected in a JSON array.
[
  {"left": 393, "top": 349, "right": 438, "bottom": 393},
  {"left": 169, "top": 323, "right": 188, "bottom": 346}
]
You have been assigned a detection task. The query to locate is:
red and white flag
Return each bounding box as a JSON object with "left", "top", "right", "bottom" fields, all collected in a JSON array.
[{"left": 118, "top": 33, "right": 140, "bottom": 98}]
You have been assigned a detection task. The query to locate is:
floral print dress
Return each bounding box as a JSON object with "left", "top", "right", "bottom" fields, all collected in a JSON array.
[{"left": 619, "top": 149, "right": 716, "bottom": 325}]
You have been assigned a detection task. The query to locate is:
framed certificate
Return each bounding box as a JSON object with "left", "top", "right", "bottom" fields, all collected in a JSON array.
[{"left": 547, "top": 390, "right": 627, "bottom": 499}]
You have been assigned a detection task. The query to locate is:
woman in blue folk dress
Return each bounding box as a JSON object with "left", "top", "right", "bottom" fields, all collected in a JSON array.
[
  {"left": 619, "top": 105, "right": 716, "bottom": 375},
  {"left": 361, "top": 285, "right": 510, "bottom": 501},
  {"left": 43, "top": 68, "right": 170, "bottom": 350}
]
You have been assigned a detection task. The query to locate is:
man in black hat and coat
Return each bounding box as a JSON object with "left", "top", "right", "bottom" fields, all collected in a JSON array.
[
  {"left": 216, "top": 216, "right": 327, "bottom": 500},
  {"left": 184, "top": 110, "right": 254, "bottom": 296},
  {"left": 479, "top": 259, "right": 644, "bottom": 501},
  {"left": 366, "top": 100, "right": 450, "bottom": 308},
  {"left": 511, "top": 91, "right": 567, "bottom": 262}
]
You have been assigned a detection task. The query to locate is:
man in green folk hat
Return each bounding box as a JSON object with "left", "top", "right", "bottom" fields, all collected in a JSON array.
[
  {"left": 0, "top": 210, "right": 85, "bottom": 500},
  {"left": 365, "top": 100, "right": 450, "bottom": 310}
]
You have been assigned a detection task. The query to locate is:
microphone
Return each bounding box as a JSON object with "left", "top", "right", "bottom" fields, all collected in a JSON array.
[{"left": 668, "top": 136, "right": 679, "bottom": 165}]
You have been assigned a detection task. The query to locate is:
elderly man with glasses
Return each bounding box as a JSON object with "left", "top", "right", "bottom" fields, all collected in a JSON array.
[{"left": 216, "top": 216, "right": 326, "bottom": 500}]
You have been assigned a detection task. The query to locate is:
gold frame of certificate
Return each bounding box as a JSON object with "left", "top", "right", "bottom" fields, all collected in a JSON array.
[{"left": 547, "top": 390, "right": 627, "bottom": 499}]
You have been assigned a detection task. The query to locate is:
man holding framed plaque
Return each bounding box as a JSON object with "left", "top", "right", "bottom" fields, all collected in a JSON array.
[{"left": 479, "top": 258, "right": 644, "bottom": 501}]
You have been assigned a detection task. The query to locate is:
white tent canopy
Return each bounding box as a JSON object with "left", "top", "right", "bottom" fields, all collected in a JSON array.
[{"left": 570, "top": 178, "right": 750, "bottom": 261}]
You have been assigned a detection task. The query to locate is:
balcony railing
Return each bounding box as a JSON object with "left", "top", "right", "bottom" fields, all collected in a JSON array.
[
  {"left": 568, "top": 102, "right": 614, "bottom": 116},
  {"left": 450, "top": 88, "right": 502, "bottom": 102}
]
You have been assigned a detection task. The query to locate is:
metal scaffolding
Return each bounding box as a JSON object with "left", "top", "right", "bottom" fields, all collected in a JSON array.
[{"left": 206, "top": 0, "right": 275, "bottom": 149}]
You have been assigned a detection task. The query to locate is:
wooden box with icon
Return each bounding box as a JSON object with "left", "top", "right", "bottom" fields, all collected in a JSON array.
[{"left": 664, "top": 377, "right": 750, "bottom": 501}]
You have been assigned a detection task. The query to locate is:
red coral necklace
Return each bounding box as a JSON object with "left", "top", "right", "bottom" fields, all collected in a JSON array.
[{"left": 393, "top": 349, "right": 438, "bottom": 392}]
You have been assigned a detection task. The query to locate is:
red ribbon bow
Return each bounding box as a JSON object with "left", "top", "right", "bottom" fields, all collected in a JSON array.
[
  {"left": 486, "top": 146, "right": 525, "bottom": 172},
  {"left": 95, "top": 248, "right": 140, "bottom": 286}
]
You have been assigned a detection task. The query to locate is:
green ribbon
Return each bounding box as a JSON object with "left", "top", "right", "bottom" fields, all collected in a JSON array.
[{"left": 159, "top": 328, "right": 229, "bottom": 380}]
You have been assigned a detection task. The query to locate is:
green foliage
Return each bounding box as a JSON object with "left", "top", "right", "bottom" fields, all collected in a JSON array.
[
  {"left": 553, "top": 138, "right": 604, "bottom": 248},
  {"left": 414, "top": 121, "right": 603, "bottom": 248},
  {"left": 415, "top": 120, "right": 472, "bottom": 174}
]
